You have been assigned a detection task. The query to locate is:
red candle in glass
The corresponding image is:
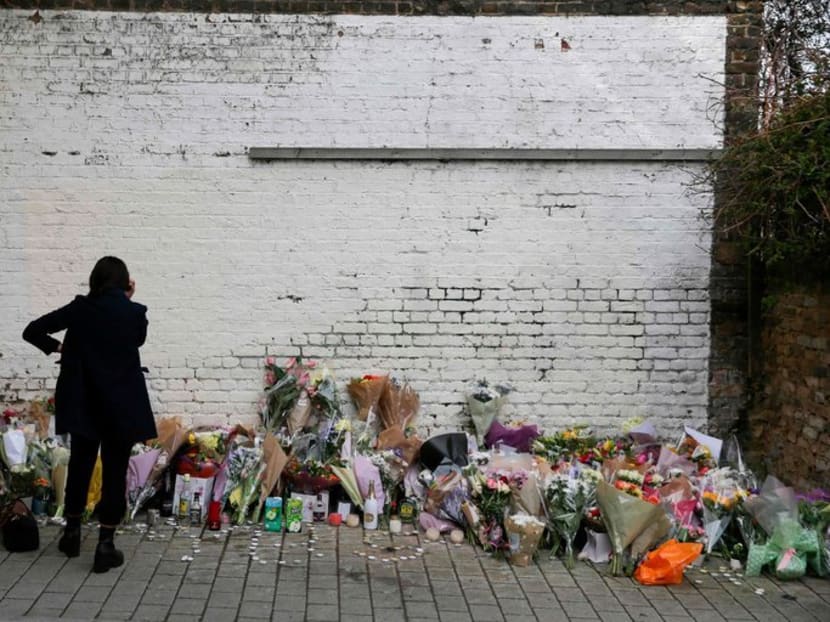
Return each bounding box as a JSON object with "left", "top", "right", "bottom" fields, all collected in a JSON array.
[{"left": 207, "top": 500, "right": 222, "bottom": 530}]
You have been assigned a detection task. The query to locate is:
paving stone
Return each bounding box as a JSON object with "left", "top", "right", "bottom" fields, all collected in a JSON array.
[
  {"left": 598, "top": 610, "right": 633, "bottom": 622},
  {"left": 239, "top": 600, "right": 278, "bottom": 618},
  {"left": 139, "top": 589, "right": 178, "bottom": 606},
  {"left": 305, "top": 603, "right": 340, "bottom": 621},
  {"left": 562, "top": 600, "right": 599, "bottom": 618},
  {"left": 61, "top": 601, "right": 102, "bottom": 619},
  {"left": 33, "top": 591, "right": 73, "bottom": 609},
  {"left": 93, "top": 607, "right": 133, "bottom": 620},
  {"left": 307, "top": 587, "right": 339, "bottom": 605},
  {"left": 0, "top": 599, "right": 32, "bottom": 617},
  {"left": 201, "top": 607, "right": 240, "bottom": 622},
  {"left": 623, "top": 604, "right": 666, "bottom": 621},
  {"left": 468, "top": 603, "right": 505, "bottom": 621}
]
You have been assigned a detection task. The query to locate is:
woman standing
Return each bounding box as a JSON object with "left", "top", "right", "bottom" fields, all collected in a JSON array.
[{"left": 23, "top": 256, "right": 156, "bottom": 573}]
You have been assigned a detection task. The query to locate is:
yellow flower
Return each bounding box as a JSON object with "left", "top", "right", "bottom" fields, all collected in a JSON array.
[
  {"left": 229, "top": 487, "right": 242, "bottom": 507},
  {"left": 334, "top": 419, "right": 352, "bottom": 433},
  {"left": 188, "top": 432, "right": 196, "bottom": 446}
]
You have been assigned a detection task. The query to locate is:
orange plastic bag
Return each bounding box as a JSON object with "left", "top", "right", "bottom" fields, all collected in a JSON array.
[{"left": 634, "top": 539, "right": 703, "bottom": 585}]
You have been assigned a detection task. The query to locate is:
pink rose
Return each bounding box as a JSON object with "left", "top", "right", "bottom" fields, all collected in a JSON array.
[{"left": 265, "top": 356, "right": 275, "bottom": 366}]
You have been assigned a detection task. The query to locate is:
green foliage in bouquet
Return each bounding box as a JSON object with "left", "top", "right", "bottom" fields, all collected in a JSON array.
[{"left": 532, "top": 426, "right": 596, "bottom": 463}]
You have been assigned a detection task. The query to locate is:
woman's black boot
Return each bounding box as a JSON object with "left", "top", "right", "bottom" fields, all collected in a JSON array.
[
  {"left": 93, "top": 527, "right": 124, "bottom": 573},
  {"left": 58, "top": 516, "right": 81, "bottom": 558}
]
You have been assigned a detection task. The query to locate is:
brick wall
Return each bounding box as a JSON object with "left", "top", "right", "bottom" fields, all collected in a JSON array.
[
  {"left": 0, "top": 9, "right": 730, "bottom": 434},
  {"left": 747, "top": 282, "right": 830, "bottom": 489}
]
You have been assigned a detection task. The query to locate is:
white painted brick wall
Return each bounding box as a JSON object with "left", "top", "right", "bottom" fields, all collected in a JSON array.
[{"left": 0, "top": 11, "right": 724, "bottom": 435}]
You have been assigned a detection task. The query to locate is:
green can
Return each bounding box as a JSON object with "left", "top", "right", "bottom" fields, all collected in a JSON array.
[
  {"left": 286, "top": 497, "right": 303, "bottom": 533},
  {"left": 264, "top": 497, "right": 283, "bottom": 532}
]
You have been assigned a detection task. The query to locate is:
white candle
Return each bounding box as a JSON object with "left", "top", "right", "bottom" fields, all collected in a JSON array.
[{"left": 389, "top": 516, "right": 402, "bottom": 534}]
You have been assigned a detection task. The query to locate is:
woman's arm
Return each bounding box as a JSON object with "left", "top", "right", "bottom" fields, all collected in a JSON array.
[{"left": 22, "top": 302, "right": 75, "bottom": 355}]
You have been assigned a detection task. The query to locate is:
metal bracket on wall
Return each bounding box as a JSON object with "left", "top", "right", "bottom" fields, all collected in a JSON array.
[{"left": 248, "top": 147, "right": 721, "bottom": 161}]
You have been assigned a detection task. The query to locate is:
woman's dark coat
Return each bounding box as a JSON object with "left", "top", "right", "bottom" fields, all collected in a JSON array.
[{"left": 22, "top": 289, "right": 157, "bottom": 442}]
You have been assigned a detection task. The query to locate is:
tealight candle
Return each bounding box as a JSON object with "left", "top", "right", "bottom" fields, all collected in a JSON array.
[
  {"left": 389, "top": 516, "right": 402, "bottom": 534},
  {"left": 346, "top": 514, "right": 361, "bottom": 528}
]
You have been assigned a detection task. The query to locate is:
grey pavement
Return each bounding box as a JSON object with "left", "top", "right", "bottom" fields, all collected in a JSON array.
[{"left": 0, "top": 519, "right": 828, "bottom": 621}]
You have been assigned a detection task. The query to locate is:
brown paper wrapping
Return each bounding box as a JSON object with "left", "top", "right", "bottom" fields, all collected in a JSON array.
[
  {"left": 510, "top": 474, "right": 543, "bottom": 517},
  {"left": 376, "top": 427, "right": 423, "bottom": 467},
  {"left": 287, "top": 395, "right": 312, "bottom": 435},
  {"left": 462, "top": 500, "right": 482, "bottom": 528},
  {"left": 347, "top": 376, "right": 388, "bottom": 421},
  {"left": 377, "top": 381, "right": 420, "bottom": 430},
  {"left": 659, "top": 475, "right": 695, "bottom": 502},
  {"left": 151, "top": 417, "right": 189, "bottom": 456},
  {"left": 258, "top": 433, "right": 289, "bottom": 507},
  {"left": 504, "top": 515, "right": 546, "bottom": 567},
  {"left": 29, "top": 401, "right": 51, "bottom": 440},
  {"left": 147, "top": 417, "right": 189, "bottom": 481}
]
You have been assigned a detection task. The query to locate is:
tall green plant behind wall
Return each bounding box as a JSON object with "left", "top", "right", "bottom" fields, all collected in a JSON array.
[{"left": 710, "top": 91, "right": 830, "bottom": 271}]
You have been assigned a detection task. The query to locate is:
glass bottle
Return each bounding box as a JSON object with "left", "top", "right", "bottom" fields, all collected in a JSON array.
[
  {"left": 190, "top": 490, "right": 202, "bottom": 526},
  {"left": 363, "top": 481, "right": 378, "bottom": 530},
  {"left": 313, "top": 494, "right": 326, "bottom": 522},
  {"left": 160, "top": 469, "right": 174, "bottom": 518},
  {"left": 178, "top": 474, "right": 192, "bottom": 522}
]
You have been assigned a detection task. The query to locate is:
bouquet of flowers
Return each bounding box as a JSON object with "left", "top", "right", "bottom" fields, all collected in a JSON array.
[
  {"left": 745, "top": 476, "right": 822, "bottom": 580},
  {"left": 261, "top": 356, "right": 317, "bottom": 434},
  {"left": 225, "top": 445, "right": 265, "bottom": 524},
  {"left": 467, "top": 469, "right": 519, "bottom": 552},
  {"left": 376, "top": 425, "right": 422, "bottom": 467},
  {"left": 533, "top": 427, "right": 596, "bottom": 463},
  {"left": 596, "top": 479, "right": 671, "bottom": 575},
  {"left": 700, "top": 468, "right": 747, "bottom": 556},
  {"left": 27, "top": 438, "right": 53, "bottom": 482},
  {"left": 424, "top": 469, "right": 468, "bottom": 526},
  {"left": 504, "top": 513, "right": 546, "bottom": 567},
  {"left": 376, "top": 378, "right": 419, "bottom": 431},
  {"left": 283, "top": 456, "right": 341, "bottom": 494},
  {"left": 542, "top": 470, "right": 597, "bottom": 567},
  {"left": 485, "top": 420, "right": 540, "bottom": 453},
  {"left": 466, "top": 380, "right": 511, "bottom": 444},
  {"left": 127, "top": 417, "right": 189, "bottom": 520},
  {"left": 8, "top": 464, "right": 36, "bottom": 498},
  {"left": 252, "top": 432, "right": 289, "bottom": 522},
  {"left": 192, "top": 430, "right": 228, "bottom": 463},
  {"left": 347, "top": 374, "right": 388, "bottom": 422},
  {"left": 659, "top": 474, "right": 704, "bottom": 543},
  {"left": 798, "top": 489, "right": 830, "bottom": 577},
  {"left": 674, "top": 427, "right": 721, "bottom": 473},
  {"left": 369, "top": 449, "right": 407, "bottom": 516}
]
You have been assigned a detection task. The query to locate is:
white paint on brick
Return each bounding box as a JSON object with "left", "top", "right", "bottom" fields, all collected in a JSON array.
[{"left": 0, "top": 11, "right": 723, "bottom": 434}]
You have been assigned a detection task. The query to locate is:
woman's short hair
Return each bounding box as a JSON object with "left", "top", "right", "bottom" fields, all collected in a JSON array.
[{"left": 89, "top": 256, "right": 130, "bottom": 297}]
